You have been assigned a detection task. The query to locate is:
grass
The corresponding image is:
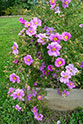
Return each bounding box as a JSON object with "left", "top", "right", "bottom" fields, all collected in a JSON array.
[
  {"left": 0, "top": 16, "right": 23, "bottom": 123},
  {"left": 0, "top": 16, "right": 22, "bottom": 84}
]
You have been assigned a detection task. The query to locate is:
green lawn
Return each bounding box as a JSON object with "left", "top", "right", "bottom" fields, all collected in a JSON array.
[
  {"left": 0, "top": 16, "right": 22, "bottom": 84},
  {"left": 0, "top": 16, "right": 25, "bottom": 124}
]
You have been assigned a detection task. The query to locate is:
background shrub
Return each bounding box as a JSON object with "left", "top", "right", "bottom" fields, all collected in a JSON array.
[
  {"left": 0, "top": 0, "right": 39, "bottom": 16},
  {"left": 0, "top": 0, "right": 15, "bottom": 15}
]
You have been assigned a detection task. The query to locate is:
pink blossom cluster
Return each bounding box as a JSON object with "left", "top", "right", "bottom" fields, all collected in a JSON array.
[
  {"left": 47, "top": 65, "right": 54, "bottom": 71},
  {"left": 50, "top": 0, "right": 60, "bottom": 13},
  {"left": 79, "top": 24, "right": 83, "bottom": 28},
  {"left": 18, "top": 17, "right": 41, "bottom": 37},
  {"left": 39, "top": 58, "right": 65, "bottom": 78},
  {"left": 62, "top": 90, "right": 69, "bottom": 97},
  {"left": 13, "top": 104, "right": 22, "bottom": 111},
  {"left": 49, "top": 0, "right": 72, "bottom": 16},
  {"left": 11, "top": 88, "right": 25, "bottom": 101},
  {"left": 9, "top": 10, "right": 80, "bottom": 122},
  {"left": 9, "top": 73, "right": 20, "bottom": 83},
  {"left": 8, "top": 87, "right": 15, "bottom": 95},
  {"left": 60, "top": 64, "right": 78, "bottom": 89},
  {"left": 40, "top": 62, "right": 51, "bottom": 77},
  {"left": 18, "top": 28, "right": 25, "bottom": 36},
  {"left": 51, "top": 31, "right": 71, "bottom": 42},
  {"left": 80, "top": 62, "right": 83, "bottom": 68},
  {"left": 47, "top": 42, "right": 62, "bottom": 57},
  {"left": 37, "top": 33, "right": 48, "bottom": 45},
  {"left": 13, "top": 59, "right": 18, "bottom": 64},
  {"left": 58, "top": 88, "right": 69, "bottom": 97},
  {"left": 28, "top": 94, "right": 32, "bottom": 101},
  {"left": 40, "top": 62, "right": 49, "bottom": 77},
  {"left": 40, "top": 62, "right": 46, "bottom": 71},
  {"left": 49, "top": 33, "right": 61, "bottom": 43},
  {"left": 32, "top": 89, "right": 37, "bottom": 97},
  {"left": 32, "top": 106, "right": 43, "bottom": 121},
  {"left": 37, "top": 30, "right": 71, "bottom": 79},
  {"left": 37, "top": 30, "right": 71, "bottom": 51},
  {"left": 27, "top": 89, "right": 37, "bottom": 101},
  {"left": 19, "top": 17, "right": 26, "bottom": 24},
  {"left": 47, "top": 31, "right": 71, "bottom": 44},
  {"left": 46, "top": 27, "right": 54, "bottom": 35},
  {"left": 12, "top": 42, "right": 19, "bottom": 55},
  {"left": 8, "top": 78, "right": 43, "bottom": 120},
  {"left": 27, "top": 88, "right": 43, "bottom": 101},
  {"left": 49, "top": 0, "right": 71, "bottom": 10},
  {"left": 55, "top": 57, "right": 65, "bottom": 67},
  {"left": 26, "top": 87, "right": 43, "bottom": 120},
  {"left": 24, "top": 54, "right": 33, "bottom": 66},
  {"left": 37, "top": 28, "right": 70, "bottom": 46},
  {"left": 62, "top": 0, "right": 71, "bottom": 8},
  {"left": 26, "top": 17, "right": 41, "bottom": 36}
]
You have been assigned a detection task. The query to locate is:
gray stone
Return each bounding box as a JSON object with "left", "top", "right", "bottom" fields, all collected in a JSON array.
[{"left": 45, "top": 88, "right": 83, "bottom": 111}]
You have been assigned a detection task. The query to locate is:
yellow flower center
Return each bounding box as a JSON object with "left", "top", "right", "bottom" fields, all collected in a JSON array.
[
  {"left": 34, "top": 110, "right": 36, "bottom": 112},
  {"left": 42, "top": 38, "right": 45, "bottom": 40},
  {"left": 27, "top": 59, "right": 30, "bottom": 62},
  {"left": 64, "top": 35, "right": 68, "bottom": 39},
  {"left": 52, "top": 47, "right": 56, "bottom": 51},
  {"left": 11, "top": 91, "right": 13, "bottom": 93},
  {"left": 35, "top": 22, "right": 37, "bottom": 24},
  {"left": 58, "top": 61, "right": 62, "bottom": 64},
  {"left": 50, "top": 66, "right": 53, "bottom": 69},
  {"left": 54, "top": 37, "right": 58, "bottom": 41},
  {"left": 30, "top": 30, "right": 33, "bottom": 33},
  {"left": 52, "top": 0, "right": 55, "bottom": 3},
  {"left": 42, "top": 38, "right": 46, "bottom": 43},
  {"left": 64, "top": 75, "right": 67, "bottom": 78},
  {"left": 65, "top": 1, "right": 68, "bottom": 4},
  {"left": 63, "top": 93, "right": 66, "bottom": 97},
  {"left": 13, "top": 77, "right": 16, "bottom": 80},
  {"left": 17, "top": 93, "right": 20, "bottom": 96},
  {"left": 38, "top": 96, "right": 41, "bottom": 99},
  {"left": 70, "top": 83, "right": 72, "bottom": 86},
  {"left": 13, "top": 46, "right": 16, "bottom": 50},
  {"left": 70, "top": 69, "right": 72, "bottom": 72},
  {"left": 45, "top": 72, "right": 47, "bottom": 75},
  {"left": 28, "top": 23, "right": 30, "bottom": 26},
  {"left": 15, "top": 108, "right": 17, "bottom": 110}
]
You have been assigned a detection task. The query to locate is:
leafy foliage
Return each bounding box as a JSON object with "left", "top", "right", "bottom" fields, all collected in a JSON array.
[
  {"left": 27, "top": 0, "right": 83, "bottom": 88},
  {"left": 0, "top": 0, "right": 38, "bottom": 15},
  {"left": 0, "top": 0, "right": 15, "bottom": 15}
]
